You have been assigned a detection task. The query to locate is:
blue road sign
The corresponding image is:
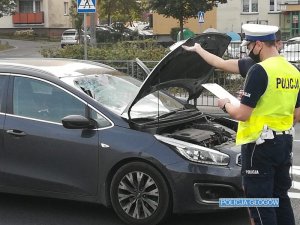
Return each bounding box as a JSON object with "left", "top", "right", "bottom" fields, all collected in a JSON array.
[
  {"left": 77, "top": 0, "right": 96, "bottom": 13},
  {"left": 198, "top": 11, "right": 204, "bottom": 23}
]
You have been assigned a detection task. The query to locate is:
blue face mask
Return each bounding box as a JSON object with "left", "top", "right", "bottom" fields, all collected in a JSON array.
[{"left": 248, "top": 43, "right": 261, "bottom": 63}]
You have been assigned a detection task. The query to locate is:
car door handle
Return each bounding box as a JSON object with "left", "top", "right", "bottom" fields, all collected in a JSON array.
[{"left": 6, "top": 129, "right": 26, "bottom": 137}]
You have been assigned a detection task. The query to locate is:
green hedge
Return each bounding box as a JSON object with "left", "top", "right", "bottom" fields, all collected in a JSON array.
[{"left": 41, "top": 40, "right": 169, "bottom": 61}]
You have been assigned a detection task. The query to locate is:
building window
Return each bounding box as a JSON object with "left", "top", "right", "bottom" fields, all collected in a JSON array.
[
  {"left": 64, "top": 2, "right": 69, "bottom": 15},
  {"left": 19, "top": 0, "right": 41, "bottom": 13},
  {"left": 292, "top": 12, "right": 299, "bottom": 36},
  {"left": 20, "top": 1, "right": 33, "bottom": 13},
  {"left": 35, "top": 1, "right": 40, "bottom": 12},
  {"left": 242, "top": 0, "right": 258, "bottom": 13},
  {"left": 270, "top": 0, "right": 282, "bottom": 12}
]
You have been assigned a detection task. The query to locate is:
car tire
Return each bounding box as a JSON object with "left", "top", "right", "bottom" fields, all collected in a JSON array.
[{"left": 110, "top": 162, "right": 170, "bottom": 225}]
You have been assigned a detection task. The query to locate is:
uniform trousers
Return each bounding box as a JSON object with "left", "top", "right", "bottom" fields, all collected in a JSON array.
[{"left": 241, "top": 134, "right": 295, "bottom": 225}]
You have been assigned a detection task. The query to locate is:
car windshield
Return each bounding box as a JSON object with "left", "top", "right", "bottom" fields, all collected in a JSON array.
[{"left": 68, "top": 74, "right": 184, "bottom": 118}]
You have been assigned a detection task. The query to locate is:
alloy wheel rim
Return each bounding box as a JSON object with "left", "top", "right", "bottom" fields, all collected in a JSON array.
[{"left": 117, "top": 171, "right": 159, "bottom": 219}]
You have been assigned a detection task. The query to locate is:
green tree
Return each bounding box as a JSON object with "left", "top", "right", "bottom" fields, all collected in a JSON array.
[
  {"left": 69, "top": 0, "right": 83, "bottom": 36},
  {"left": 148, "top": 0, "right": 227, "bottom": 40},
  {"left": 0, "top": 0, "right": 16, "bottom": 18},
  {"left": 97, "top": 0, "right": 147, "bottom": 26},
  {"left": 97, "top": 0, "right": 118, "bottom": 25},
  {"left": 115, "top": 0, "right": 141, "bottom": 24}
]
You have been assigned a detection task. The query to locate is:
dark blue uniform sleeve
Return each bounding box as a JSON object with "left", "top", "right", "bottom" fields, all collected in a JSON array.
[
  {"left": 293, "top": 63, "right": 300, "bottom": 108},
  {"left": 238, "top": 57, "right": 256, "bottom": 78},
  {"left": 295, "top": 91, "right": 300, "bottom": 108},
  {"left": 240, "top": 64, "right": 268, "bottom": 108}
]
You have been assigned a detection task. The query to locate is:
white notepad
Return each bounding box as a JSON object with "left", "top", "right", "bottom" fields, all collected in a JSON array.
[{"left": 202, "top": 83, "right": 240, "bottom": 107}]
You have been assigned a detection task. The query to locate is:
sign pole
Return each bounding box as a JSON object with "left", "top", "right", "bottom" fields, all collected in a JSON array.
[
  {"left": 77, "top": 0, "right": 97, "bottom": 60},
  {"left": 84, "top": 13, "right": 87, "bottom": 60}
]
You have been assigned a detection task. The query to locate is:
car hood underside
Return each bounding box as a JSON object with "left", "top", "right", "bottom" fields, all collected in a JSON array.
[{"left": 125, "top": 33, "right": 231, "bottom": 120}]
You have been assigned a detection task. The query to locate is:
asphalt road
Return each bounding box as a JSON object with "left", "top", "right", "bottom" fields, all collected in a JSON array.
[
  {"left": 0, "top": 39, "right": 299, "bottom": 225},
  {"left": 0, "top": 38, "right": 59, "bottom": 58},
  {"left": 0, "top": 193, "right": 250, "bottom": 225}
]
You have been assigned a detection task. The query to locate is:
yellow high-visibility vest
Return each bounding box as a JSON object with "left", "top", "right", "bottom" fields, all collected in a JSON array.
[{"left": 236, "top": 56, "right": 300, "bottom": 145}]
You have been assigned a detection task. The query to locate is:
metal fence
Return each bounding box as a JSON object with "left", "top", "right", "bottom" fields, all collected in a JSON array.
[
  {"left": 95, "top": 58, "right": 244, "bottom": 108},
  {"left": 94, "top": 41, "right": 300, "bottom": 108}
]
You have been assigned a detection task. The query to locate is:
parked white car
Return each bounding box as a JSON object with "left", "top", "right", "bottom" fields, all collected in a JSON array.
[
  {"left": 282, "top": 42, "right": 300, "bottom": 69},
  {"left": 60, "top": 29, "right": 90, "bottom": 48},
  {"left": 127, "top": 22, "right": 153, "bottom": 37}
]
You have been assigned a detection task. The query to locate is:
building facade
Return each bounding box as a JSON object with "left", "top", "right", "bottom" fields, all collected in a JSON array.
[
  {"left": 279, "top": 1, "right": 300, "bottom": 38},
  {"left": 0, "top": 0, "right": 73, "bottom": 38},
  {"left": 1, "top": 0, "right": 300, "bottom": 40},
  {"left": 152, "top": 0, "right": 300, "bottom": 41}
]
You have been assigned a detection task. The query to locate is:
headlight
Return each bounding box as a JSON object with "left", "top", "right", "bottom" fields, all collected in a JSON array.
[{"left": 154, "top": 135, "right": 230, "bottom": 166}]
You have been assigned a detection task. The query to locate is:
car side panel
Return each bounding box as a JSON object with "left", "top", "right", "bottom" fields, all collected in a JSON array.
[
  {"left": 2, "top": 116, "right": 99, "bottom": 196},
  {"left": 0, "top": 75, "right": 99, "bottom": 197}
]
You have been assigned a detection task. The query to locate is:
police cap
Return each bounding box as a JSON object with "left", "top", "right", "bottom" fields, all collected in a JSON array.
[{"left": 241, "top": 24, "right": 279, "bottom": 47}]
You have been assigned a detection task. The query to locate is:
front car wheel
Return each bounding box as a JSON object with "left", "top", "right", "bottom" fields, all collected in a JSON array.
[{"left": 110, "top": 162, "right": 171, "bottom": 225}]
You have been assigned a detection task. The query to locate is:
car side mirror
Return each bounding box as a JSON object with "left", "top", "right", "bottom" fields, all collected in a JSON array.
[{"left": 62, "top": 115, "right": 96, "bottom": 129}]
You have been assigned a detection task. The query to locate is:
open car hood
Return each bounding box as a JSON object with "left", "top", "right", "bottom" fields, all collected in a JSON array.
[{"left": 125, "top": 33, "right": 231, "bottom": 119}]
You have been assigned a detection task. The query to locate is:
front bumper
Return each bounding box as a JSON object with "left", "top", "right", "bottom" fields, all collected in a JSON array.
[
  {"left": 165, "top": 160, "right": 243, "bottom": 214},
  {"left": 61, "top": 40, "right": 79, "bottom": 45}
]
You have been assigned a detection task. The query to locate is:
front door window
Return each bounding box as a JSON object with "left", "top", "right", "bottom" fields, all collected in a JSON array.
[{"left": 13, "top": 76, "right": 86, "bottom": 123}]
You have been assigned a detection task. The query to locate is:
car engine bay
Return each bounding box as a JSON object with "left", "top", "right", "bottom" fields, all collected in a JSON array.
[
  {"left": 135, "top": 113, "right": 237, "bottom": 149},
  {"left": 160, "top": 120, "right": 236, "bottom": 148}
]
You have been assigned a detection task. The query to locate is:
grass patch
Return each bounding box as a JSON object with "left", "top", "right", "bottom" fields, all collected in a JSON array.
[{"left": 0, "top": 40, "right": 13, "bottom": 51}]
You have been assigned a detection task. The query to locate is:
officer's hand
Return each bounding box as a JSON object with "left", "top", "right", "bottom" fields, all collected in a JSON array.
[
  {"left": 218, "top": 98, "right": 230, "bottom": 110},
  {"left": 236, "top": 90, "right": 244, "bottom": 100},
  {"left": 182, "top": 43, "right": 201, "bottom": 52}
]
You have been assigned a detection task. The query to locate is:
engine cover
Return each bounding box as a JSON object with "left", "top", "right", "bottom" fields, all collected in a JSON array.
[{"left": 163, "top": 122, "right": 236, "bottom": 148}]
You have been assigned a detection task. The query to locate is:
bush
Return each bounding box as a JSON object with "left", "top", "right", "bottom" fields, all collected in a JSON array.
[
  {"left": 41, "top": 39, "right": 169, "bottom": 61},
  {"left": 96, "top": 30, "right": 123, "bottom": 43},
  {"left": 14, "top": 29, "right": 36, "bottom": 39}
]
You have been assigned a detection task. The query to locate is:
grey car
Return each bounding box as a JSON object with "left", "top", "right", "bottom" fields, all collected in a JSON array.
[{"left": 0, "top": 33, "right": 242, "bottom": 225}]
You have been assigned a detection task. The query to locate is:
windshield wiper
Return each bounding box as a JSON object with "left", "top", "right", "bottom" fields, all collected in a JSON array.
[
  {"left": 156, "top": 111, "right": 177, "bottom": 119},
  {"left": 156, "top": 108, "right": 191, "bottom": 119},
  {"left": 157, "top": 108, "right": 199, "bottom": 119}
]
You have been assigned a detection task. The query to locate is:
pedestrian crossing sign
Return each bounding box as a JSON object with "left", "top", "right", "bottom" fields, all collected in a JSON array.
[
  {"left": 198, "top": 11, "right": 204, "bottom": 23},
  {"left": 77, "top": 0, "right": 96, "bottom": 13}
]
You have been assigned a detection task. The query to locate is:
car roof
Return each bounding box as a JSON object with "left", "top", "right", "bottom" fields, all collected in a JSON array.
[
  {"left": 63, "top": 29, "right": 77, "bottom": 33},
  {"left": 287, "top": 37, "right": 300, "bottom": 43},
  {"left": 0, "top": 58, "right": 119, "bottom": 79}
]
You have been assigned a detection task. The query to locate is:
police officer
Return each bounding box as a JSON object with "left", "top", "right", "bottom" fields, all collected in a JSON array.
[{"left": 219, "top": 24, "right": 300, "bottom": 225}]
